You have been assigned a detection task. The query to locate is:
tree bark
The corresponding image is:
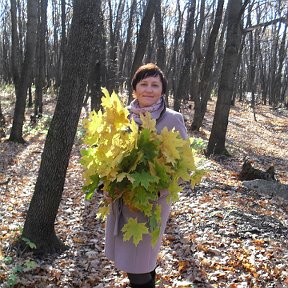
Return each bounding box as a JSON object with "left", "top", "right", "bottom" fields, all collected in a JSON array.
[
  {"left": 155, "top": 0, "right": 165, "bottom": 70},
  {"left": 173, "top": 0, "right": 196, "bottom": 111},
  {"left": 35, "top": 0, "right": 48, "bottom": 117},
  {"left": 54, "top": 0, "right": 67, "bottom": 89},
  {"left": 166, "top": 0, "right": 183, "bottom": 99},
  {"left": 107, "top": 0, "right": 125, "bottom": 92},
  {"left": 206, "top": 0, "right": 245, "bottom": 156},
  {"left": 9, "top": 0, "right": 38, "bottom": 143},
  {"left": 119, "top": 0, "right": 137, "bottom": 78},
  {"left": 129, "top": 0, "right": 157, "bottom": 101},
  {"left": 0, "top": 101, "right": 5, "bottom": 138},
  {"left": 189, "top": 0, "right": 205, "bottom": 104},
  {"left": 87, "top": 0, "right": 104, "bottom": 111},
  {"left": 21, "top": 0, "right": 99, "bottom": 255},
  {"left": 191, "top": 0, "right": 224, "bottom": 131}
]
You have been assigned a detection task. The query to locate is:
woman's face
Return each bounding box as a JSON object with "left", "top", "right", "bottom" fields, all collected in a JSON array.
[{"left": 133, "top": 75, "right": 163, "bottom": 108}]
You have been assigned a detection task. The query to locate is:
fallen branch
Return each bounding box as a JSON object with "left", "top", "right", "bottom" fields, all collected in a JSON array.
[{"left": 238, "top": 159, "right": 276, "bottom": 181}]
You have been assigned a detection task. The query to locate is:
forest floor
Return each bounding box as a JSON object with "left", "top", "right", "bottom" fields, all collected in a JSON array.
[{"left": 0, "top": 88, "right": 288, "bottom": 288}]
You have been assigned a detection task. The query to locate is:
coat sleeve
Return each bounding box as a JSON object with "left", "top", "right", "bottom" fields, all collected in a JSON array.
[{"left": 175, "top": 113, "right": 188, "bottom": 140}]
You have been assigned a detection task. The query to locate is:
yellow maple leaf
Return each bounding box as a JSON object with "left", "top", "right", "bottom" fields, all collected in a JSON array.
[
  {"left": 159, "top": 127, "right": 186, "bottom": 165},
  {"left": 101, "top": 88, "right": 130, "bottom": 128},
  {"left": 140, "top": 112, "right": 157, "bottom": 132}
]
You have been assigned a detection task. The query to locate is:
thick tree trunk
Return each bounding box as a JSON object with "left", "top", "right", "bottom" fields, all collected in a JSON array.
[
  {"left": 9, "top": 0, "right": 38, "bottom": 143},
  {"left": 206, "top": 0, "right": 244, "bottom": 156},
  {"left": 21, "top": 0, "right": 99, "bottom": 255}
]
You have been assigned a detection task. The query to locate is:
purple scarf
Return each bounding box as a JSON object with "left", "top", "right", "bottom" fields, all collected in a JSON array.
[{"left": 128, "top": 97, "right": 165, "bottom": 125}]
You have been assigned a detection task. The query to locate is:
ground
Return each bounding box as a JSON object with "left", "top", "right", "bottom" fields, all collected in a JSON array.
[{"left": 0, "top": 89, "right": 287, "bottom": 288}]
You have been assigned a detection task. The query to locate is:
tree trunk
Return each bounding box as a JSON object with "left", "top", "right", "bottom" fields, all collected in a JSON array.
[
  {"left": 119, "top": 0, "right": 137, "bottom": 78},
  {"left": 9, "top": 0, "right": 38, "bottom": 143},
  {"left": 166, "top": 0, "right": 183, "bottom": 98},
  {"left": 55, "top": 0, "right": 66, "bottom": 89},
  {"left": 107, "top": 0, "right": 125, "bottom": 92},
  {"left": 191, "top": 0, "right": 224, "bottom": 131},
  {"left": 173, "top": 0, "right": 196, "bottom": 111},
  {"left": 189, "top": 0, "right": 205, "bottom": 105},
  {"left": 155, "top": 0, "right": 165, "bottom": 70},
  {"left": 273, "top": 23, "right": 287, "bottom": 105},
  {"left": 35, "top": 0, "right": 48, "bottom": 117},
  {"left": 21, "top": 0, "right": 99, "bottom": 255},
  {"left": 206, "top": 0, "right": 245, "bottom": 156},
  {"left": 88, "top": 0, "right": 104, "bottom": 112},
  {"left": 0, "top": 101, "right": 5, "bottom": 138},
  {"left": 129, "top": 0, "right": 157, "bottom": 101}
]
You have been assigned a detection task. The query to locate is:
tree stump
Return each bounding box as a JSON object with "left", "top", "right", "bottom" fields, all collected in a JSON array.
[{"left": 238, "top": 159, "right": 276, "bottom": 181}]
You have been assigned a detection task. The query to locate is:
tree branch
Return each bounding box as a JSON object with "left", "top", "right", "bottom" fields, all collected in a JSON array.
[{"left": 244, "top": 17, "right": 287, "bottom": 33}]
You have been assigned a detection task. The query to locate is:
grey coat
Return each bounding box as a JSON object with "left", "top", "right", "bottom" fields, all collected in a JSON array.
[{"left": 105, "top": 103, "right": 188, "bottom": 273}]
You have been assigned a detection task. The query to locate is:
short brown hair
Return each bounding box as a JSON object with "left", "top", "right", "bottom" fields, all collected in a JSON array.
[{"left": 131, "top": 63, "right": 167, "bottom": 95}]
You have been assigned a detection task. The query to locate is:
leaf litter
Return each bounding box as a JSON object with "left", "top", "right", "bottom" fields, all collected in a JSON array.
[{"left": 0, "top": 93, "right": 287, "bottom": 287}]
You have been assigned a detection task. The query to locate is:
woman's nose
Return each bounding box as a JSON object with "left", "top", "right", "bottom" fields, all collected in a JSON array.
[{"left": 145, "top": 85, "right": 153, "bottom": 92}]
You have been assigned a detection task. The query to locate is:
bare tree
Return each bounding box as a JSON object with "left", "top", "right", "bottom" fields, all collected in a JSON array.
[
  {"left": 191, "top": 0, "right": 224, "bottom": 131},
  {"left": 9, "top": 0, "right": 38, "bottom": 143},
  {"left": 119, "top": 0, "right": 137, "bottom": 80},
  {"left": 34, "top": 0, "right": 48, "bottom": 117},
  {"left": 173, "top": 0, "right": 196, "bottom": 111},
  {"left": 107, "top": 0, "right": 126, "bottom": 92},
  {"left": 129, "top": 0, "right": 157, "bottom": 101},
  {"left": 155, "top": 0, "right": 166, "bottom": 70},
  {"left": 166, "top": 0, "right": 184, "bottom": 98},
  {"left": 20, "top": 0, "right": 99, "bottom": 255},
  {"left": 206, "top": 0, "right": 249, "bottom": 156},
  {"left": 87, "top": 0, "right": 106, "bottom": 111}
]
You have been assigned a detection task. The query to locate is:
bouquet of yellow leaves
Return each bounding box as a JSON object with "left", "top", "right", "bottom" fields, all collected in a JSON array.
[{"left": 80, "top": 88, "right": 204, "bottom": 246}]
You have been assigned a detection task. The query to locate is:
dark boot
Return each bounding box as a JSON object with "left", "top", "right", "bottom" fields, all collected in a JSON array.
[{"left": 130, "top": 278, "right": 155, "bottom": 288}]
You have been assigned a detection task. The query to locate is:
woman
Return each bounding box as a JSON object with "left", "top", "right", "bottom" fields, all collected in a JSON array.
[{"left": 105, "top": 63, "right": 188, "bottom": 287}]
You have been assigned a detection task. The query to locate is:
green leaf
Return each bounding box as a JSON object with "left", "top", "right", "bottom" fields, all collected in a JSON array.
[
  {"left": 96, "top": 205, "right": 110, "bottom": 220},
  {"left": 133, "top": 186, "right": 150, "bottom": 205},
  {"left": 3, "top": 256, "right": 13, "bottom": 265},
  {"left": 130, "top": 171, "right": 159, "bottom": 190},
  {"left": 24, "top": 260, "right": 37, "bottom": 270},
  {"left": 121, "top": 218, "right": 149, "bottom": 246},
  {"left": 7, "top": 273, "right": 18, "bottom": 286},
  {"left": 153, "top": 161, "right": 171, "bottom": 189},
  {"left": 168, "top": 177, "right": 183, "bottom": 202},
  {"left": 119, "top": 148, "right": 140, "bottom": 172},
  {"left": 13, "top": 264, "right": 23, "bottom": 273},
  {"left": 190, "top": 169, "right": 207, "bottom": 188},
  {"left": 149, "top": 204, "right": 161, "bottom": 231},
  {"left": 150, "top": 227, "right": 160, "bottom": 247},
  {"left": 138, "top": 129, "right": 160, "bottom": 162},
  {"left": 22, "top": 237, "right": 37, "bottom": 249},
  {"left": 83, "top": 174, "right": 100, "bottom": 200}
]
